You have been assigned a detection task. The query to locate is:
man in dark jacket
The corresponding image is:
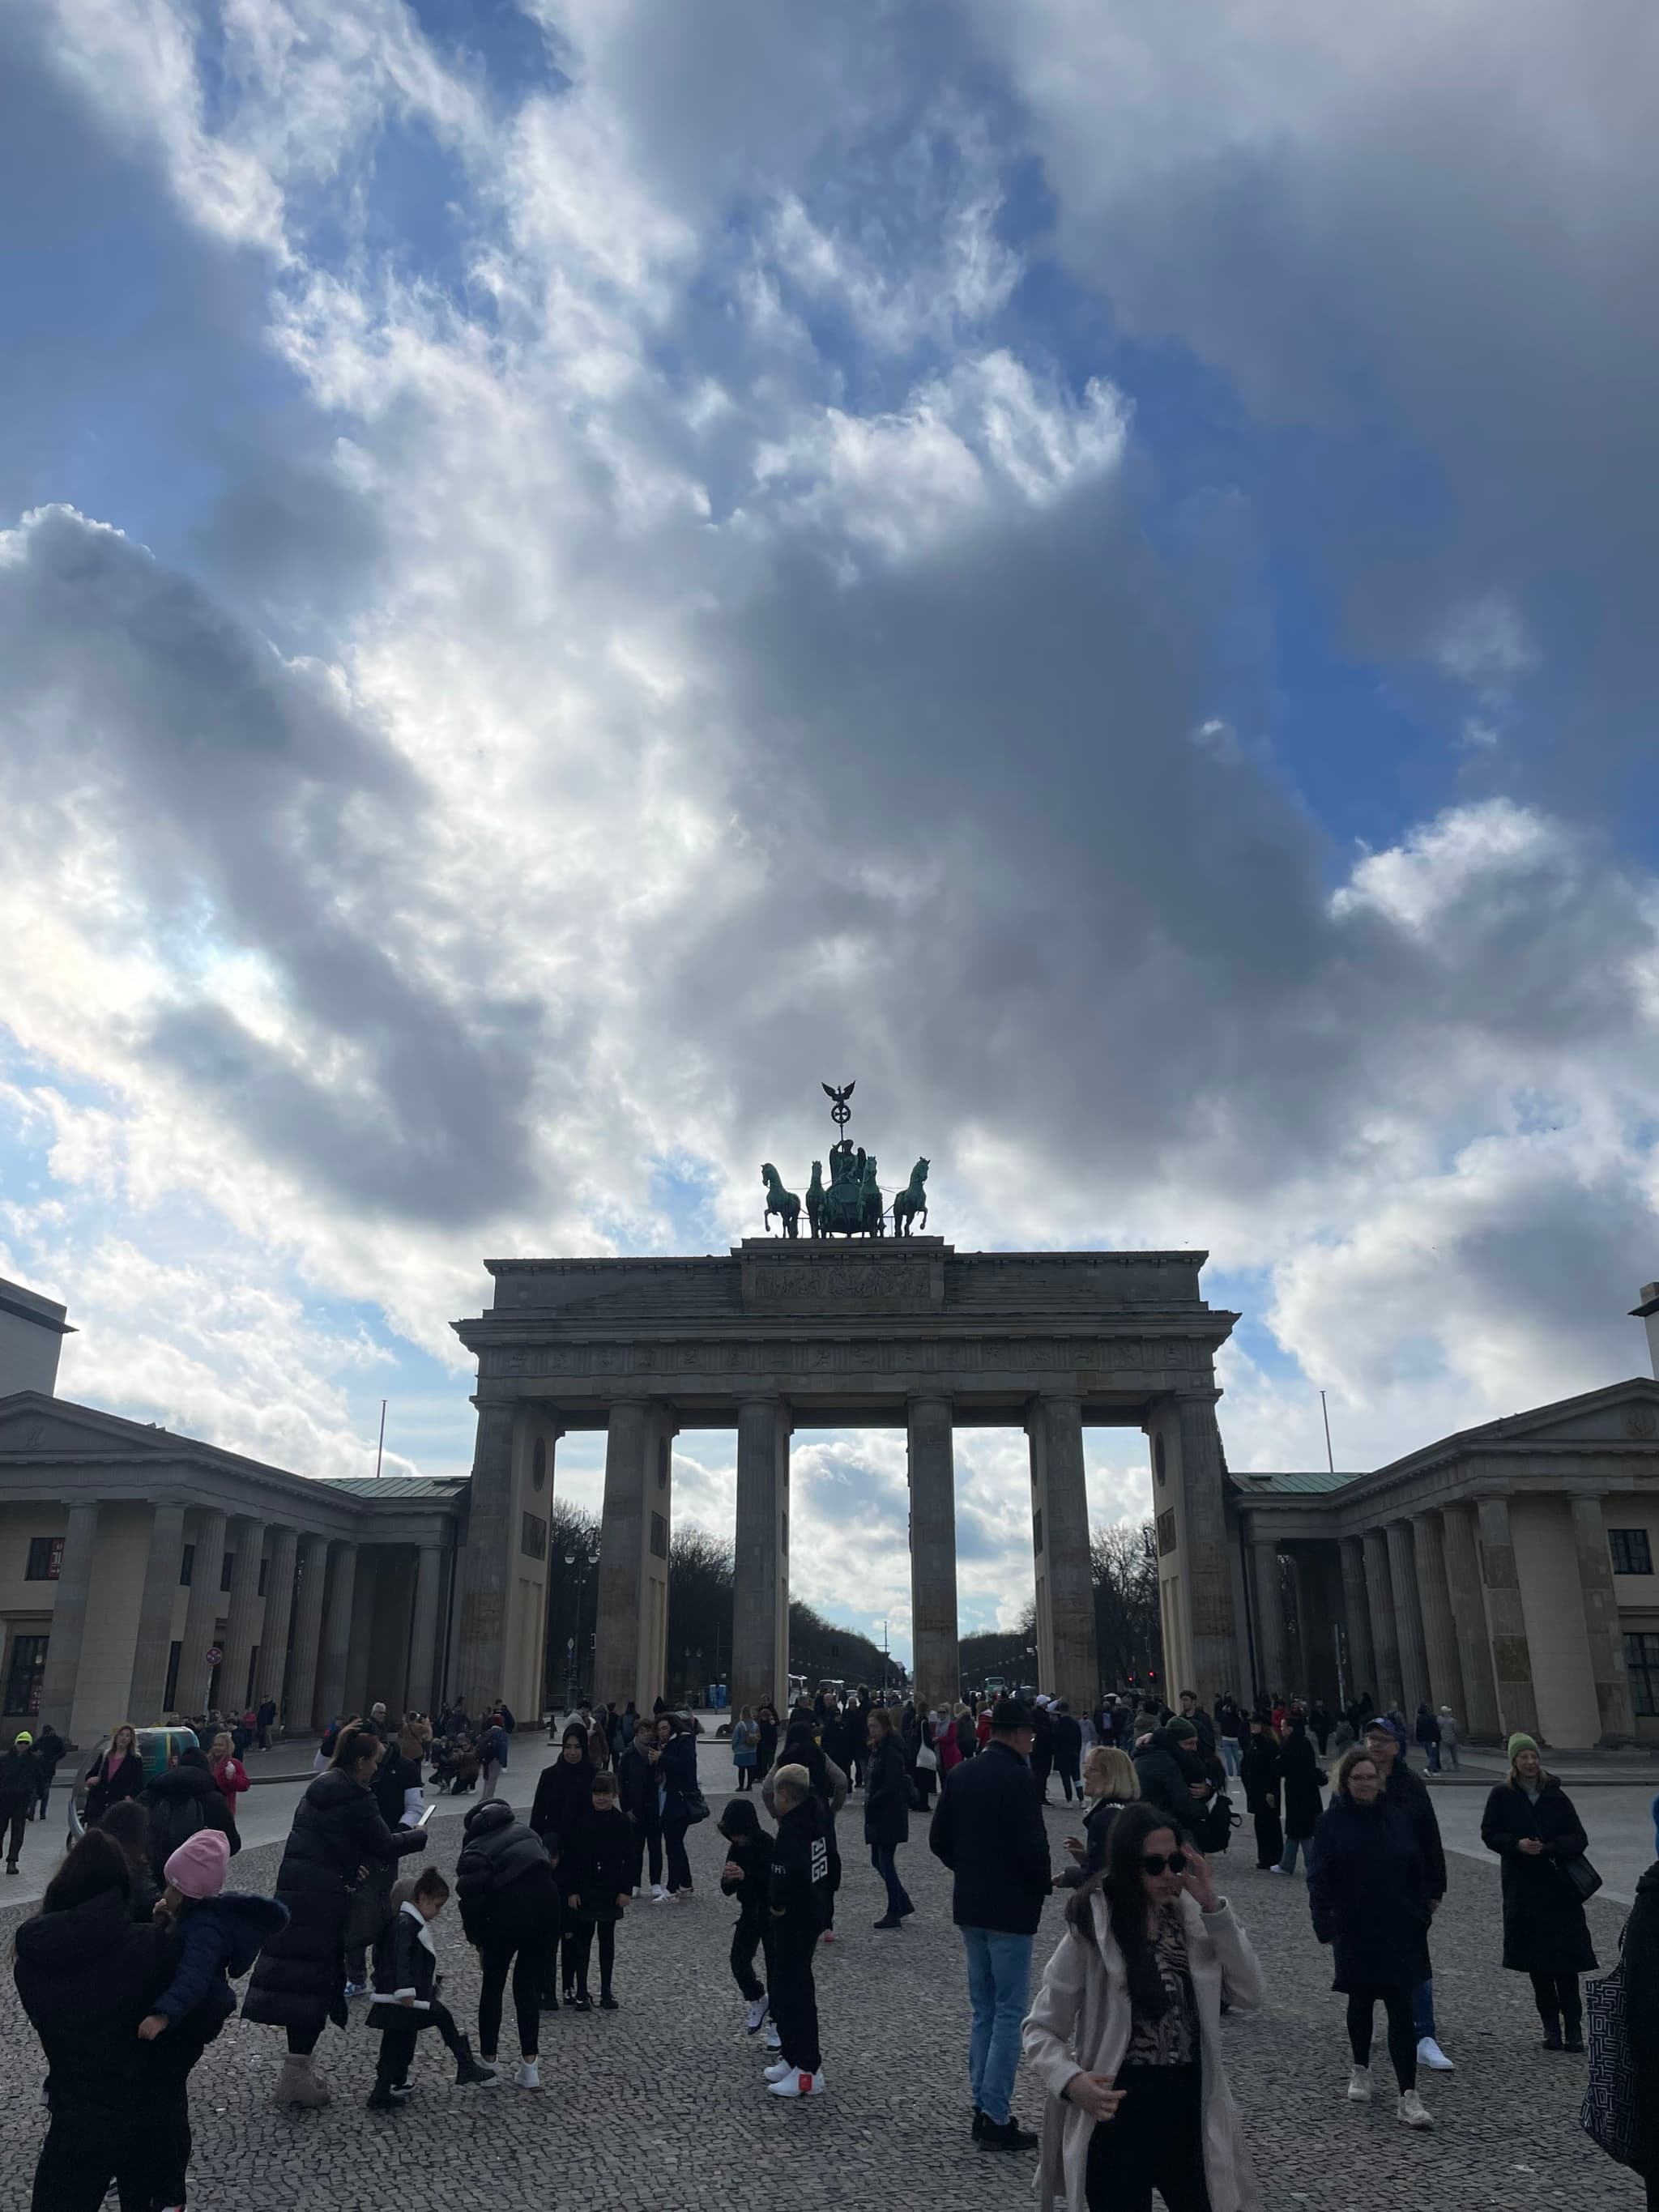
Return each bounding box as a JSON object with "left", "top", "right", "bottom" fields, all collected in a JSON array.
[
  {"left": 1364, "top": 1716, "right": 1452, "bottom": 2073},
  {"left": 928, "top": 1697, "right": 1048, "bottom": 2154},
  {"left": 30, "top": 1723, "right": 65, "bottom": 1820},
  {"left": 1270, "top": 1715, "right": 1324, "bottom": 1875},
  {"left": 1028, "top": 1699, "right": 1056, "bottom": 1801},
  {"left": 0, "top": 1732, "right": 40, "bottom": 1872},
  {"left": 1132, "top": 1724, "right": 1202, "bottom": 1827},
  {"left": 1178, "top": 1690, "right": 1217, "bottom": 1758},
  {"left": 616, "top": 1719, "right": 663, "bottom": 1896},
  {"left": 1050, "top": 1703, "right": 1083, "bottom": 1804},
  {"left": 766, "top": 1764, "right": 832, "bottom": 2097}
]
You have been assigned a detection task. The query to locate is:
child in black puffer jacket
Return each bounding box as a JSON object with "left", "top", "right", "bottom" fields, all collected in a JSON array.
[
  {"left": 366, "top": 1867, "right": 497, "bottom": 2110},
  {"left": 719, "top": 1796, "right": 774, "bottom": 2033}
]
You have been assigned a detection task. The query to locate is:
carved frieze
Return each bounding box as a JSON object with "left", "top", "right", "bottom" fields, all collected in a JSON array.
[{"left": 479, "top": 1333, "right": 1213, "bottom": 1391}]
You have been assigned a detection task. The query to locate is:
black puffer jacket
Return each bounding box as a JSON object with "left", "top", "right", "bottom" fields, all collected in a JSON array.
[
  {"left": 1384, "top": 1758, "right": 1447, "bottom": 1898},
  {"left": 15, "top": 1885, "right": 170, "bottom": 2114},
  {"left": 616, "top": 1743, "right": 659, "bottom": 1831},
  {"left": 139, "top": 1762, "right": 238, "bottom": 1882},
  {"left": 1481, "top": 1777, "right": 1597, "bottom": 1975},
  {"left": 531, "top": 1752, "right": 595, "bottom": 1857},
  {"left": 241, "top": 1767, "right": 423, "bottom": 2037},
  {"left": 1279, "top": 1725, "right": 1324, "bottom": 1840},
  {"left": 1132, "top": 1731, "right": 1195, "bottom": 1827},
  {"left": 1308, "top": 1792, "right": 1431, "bottom": 1992},
  {"left": 863, "top": 1733, "right": 911, "bottom": 1848},
  {"left": 455, "top": 1801, "right": 558, "bottom": 1946}
]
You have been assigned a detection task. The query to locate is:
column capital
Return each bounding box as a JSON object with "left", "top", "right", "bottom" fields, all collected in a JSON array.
[{"left": 1172, "top": 1387, "right": 1223, "bottom": 1408}]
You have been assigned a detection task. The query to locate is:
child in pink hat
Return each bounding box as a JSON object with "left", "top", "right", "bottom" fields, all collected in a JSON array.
[{"left": 137, "top": 1829, "right": 288, "bottom": 2207}]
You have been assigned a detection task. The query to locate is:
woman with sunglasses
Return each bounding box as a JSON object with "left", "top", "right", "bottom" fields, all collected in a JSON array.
[
  {"left": 1307, "top": 1745, "right": 1435, "bottom": 2128},
  {"left": 1023, "top": 1800, "right": 1263, "bottom": 2210}
]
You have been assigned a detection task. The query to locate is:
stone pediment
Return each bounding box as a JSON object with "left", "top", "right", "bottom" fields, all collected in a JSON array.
[
  {"left": 0, "top": 1394, "right": 172, "bottom": 1460},
  {"left": 1470, "top": 1380, "right": 1659, "bottom": 1450}
]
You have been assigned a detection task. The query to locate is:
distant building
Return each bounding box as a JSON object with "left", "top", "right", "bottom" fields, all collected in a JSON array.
[
  {"left": 1232, "top": 1362, "right": 1659, "bottom": 1747},
  {"left": 0, "top": 1276, "right": 549, "bottom": 1744}
]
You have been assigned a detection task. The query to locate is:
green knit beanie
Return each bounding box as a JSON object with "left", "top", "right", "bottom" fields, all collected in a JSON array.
[
  {"left": 1165, "top": 1717, "right": 1197, "bottom": 1742},
  {"left": 1507, "top": 1732, "right": 1539, "bottom": 1760}
]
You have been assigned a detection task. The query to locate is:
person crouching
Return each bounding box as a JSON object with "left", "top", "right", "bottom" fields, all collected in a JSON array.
[
  {"left": 367, "top": 1867, "right": 498, "bottom": 2110},
  {"left": 763, "top": 1763, "right": 830, "bottom": 2099}
]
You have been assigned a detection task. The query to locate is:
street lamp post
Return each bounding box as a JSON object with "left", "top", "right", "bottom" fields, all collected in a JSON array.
[{"left": 563, "top": 1545, "right": 595, "bottom": 1716}]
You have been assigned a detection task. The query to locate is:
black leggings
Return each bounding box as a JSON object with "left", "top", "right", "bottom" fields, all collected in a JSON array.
[
  {"left": 632, "top": 1822, "right": 663, "bottom": 1889},
  {"left": 479, "top": 1931, "right": 547, "bottom": 2060},
  {"left": 565, "top": 1919, "right": 616, "bottom": 1996},
  {"left": 663, "top": 1816, "right": 692, "bottom": 1893},
  {"left": 1346, "top": 1985, "right": 1417, "bottom": 2090},
  {"left": 32, "top": 2111, "right": 155, "bottom": 2212},
  {"left": 373, "top": 2001, "right": 468, "bottom": 2089},
  {"left": 286, "top": 2025, "right": 321, "bottom": 2055},
  {"left": 731, "top": 1905, "right": 768, "bottom": 2002},
  {"left": 1085, "top": 2063, "right": 1212, "bottom": 2212},
  {"left": 1529, "top": 1971, "right": 1582, "bottom": 2032}
]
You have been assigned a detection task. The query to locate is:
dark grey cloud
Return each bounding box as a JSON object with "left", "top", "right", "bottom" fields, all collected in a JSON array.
[{"left": 0, "top": 504, "right": 550, "bottom": 1222}]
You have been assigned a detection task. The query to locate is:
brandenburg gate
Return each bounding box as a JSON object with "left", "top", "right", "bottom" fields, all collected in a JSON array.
[{"left": 453, "top": 1209, "right": 1243, "bottom": 1716}]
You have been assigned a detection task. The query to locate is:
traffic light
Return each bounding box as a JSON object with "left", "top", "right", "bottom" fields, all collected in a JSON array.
[{"left": 1147, "top": 1668, "right": 1157, "bottom": 1684}]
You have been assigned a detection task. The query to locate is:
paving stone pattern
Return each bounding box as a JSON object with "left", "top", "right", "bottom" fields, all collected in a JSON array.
[{"left": 0, "top": 1792, "right": 1644, "bottom": 2211}]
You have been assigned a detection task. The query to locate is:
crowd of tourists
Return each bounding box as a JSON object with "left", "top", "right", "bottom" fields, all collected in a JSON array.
[{"left": 7, "top": 1675, "right": 1658, "bottom": 2210}]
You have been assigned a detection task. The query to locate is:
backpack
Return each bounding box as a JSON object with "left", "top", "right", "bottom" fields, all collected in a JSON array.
[{"left": 1190, "top": 1789, "right": 1238, "bottom": 1856}]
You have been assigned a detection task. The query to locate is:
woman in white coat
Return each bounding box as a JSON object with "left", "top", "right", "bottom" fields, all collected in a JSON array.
[{"left": 1022, "top": 1799, "right": 1264, "bottom": 2212}]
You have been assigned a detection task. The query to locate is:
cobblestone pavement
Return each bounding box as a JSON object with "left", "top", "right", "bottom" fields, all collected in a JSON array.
[{"left": 0, "top": 1792, "right": 1646, "bottom": 2212}]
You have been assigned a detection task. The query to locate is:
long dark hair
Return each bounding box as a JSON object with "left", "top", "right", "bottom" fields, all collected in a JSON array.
[
  {"left": 1068, "top": 1801, "right": 1177, "bottom": 2022},
  {"left": 42, "top": 1828, "right": 131, "bottom": 1915}
]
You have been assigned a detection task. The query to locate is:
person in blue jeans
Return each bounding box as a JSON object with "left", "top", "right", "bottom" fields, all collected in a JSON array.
[{"left": 928, "top": 1696, "right": 1051, "bottom": 2154}]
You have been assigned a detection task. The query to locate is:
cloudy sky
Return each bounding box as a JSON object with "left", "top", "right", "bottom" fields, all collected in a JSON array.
[{"left": 4, "top": 2, "right": 1658, "bottom": 1660}]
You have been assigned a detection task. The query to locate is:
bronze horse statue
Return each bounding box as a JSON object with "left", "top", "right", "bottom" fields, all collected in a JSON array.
[
  {"left": 761, "top": 1163, "right": 801, "bottom": 1238},
  {"left": 893, "top": 1157, "right": 929, "bottom": 1236},
  {"left": 806, "top": 1161, "right": 825, "bottom": 1238}
]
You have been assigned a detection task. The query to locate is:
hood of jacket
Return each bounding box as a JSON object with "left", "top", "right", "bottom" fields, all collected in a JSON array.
[
  {"left": 463, "top": 1799, "right": 519, "bottom": 1843},
  {"left": 15, "top": 1884, "right": 134, "bottom": 1972},
  {"left": 187, "top": 1892, "right": 289, "bottom": 1975},
  {"left": 1635, "top": 1859, "right": 1659, "bottom": 1898},
  {"left": 302, "top": 1766, "right": 369, "bottom": 1815},
  {"left": 145, "top": 1764, "right": 219, "bottom": 1805}
]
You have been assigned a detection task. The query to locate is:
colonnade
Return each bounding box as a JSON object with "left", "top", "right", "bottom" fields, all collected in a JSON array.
[
  {"left": 577, "top": 1391, "right": 1106, "bottom": 1720},
  {"left": 1249, "top": 1490, "right": 1636, "bottom": 1745},
  {"left": 32, "top": 1498, "right": 448, "bottom": 1744}
]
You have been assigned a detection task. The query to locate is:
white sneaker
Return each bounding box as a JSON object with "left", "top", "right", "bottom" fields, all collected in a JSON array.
[
  {"left": 1417, "top": 2036, "right": 1454, "bottom": 2072},
  {"left": 343, "top": 1980, "right": 368, "bottom": 1997},
  {"left": 516, "top": 2060, "right": 540, "bottom": 2090},
  {"left": 763, "top": 2059, "right": 794, "bottom": 2082},
  {"left": 1346, "top": 2065, "right": 1372, "bottom": 2102},
  {"left": 768, "top": 2069, "right": 825, "bottom": 2099},
  {"left": 1397, "top": 2089, "right": 1433, "bottom": 2130},
  {"left": 744, "top": 1995, "right": 770, "bottom": 2035},
  {"left": 650, "top": 1883, "right": 666, "bottom": 1900},
  {"left": 765, "top": 2025, "right": 782, "bottom": 2050}
]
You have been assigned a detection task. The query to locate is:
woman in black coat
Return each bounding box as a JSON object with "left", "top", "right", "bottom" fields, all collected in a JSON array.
[
  {"left": 1239, "top": 1716, "right": 1283, "bottom": 1871},
  {"left": 241, "top": 1725, "right": 424, "bottom": 2108},
  {"left": 531, "top": 1724, "right": 595, "bottom": 1861},
  {"left": 863, "top": 1708, "right": 914, "bottom": 1929},
  {"left": 1308, "top": 1745, "right": 1435, "bottom": 2126},
  {"left": 1480, "top": 1734, "right": 1597, "bottom": 2049},
  {"left": 1273, "top": 1717, "right": 1324, "bottom": 1876},
  {"left": 14, "top": 1830, "right": 173, "bottom": 2211},
  {"left": 84, "top": 1723, "right": 145, "bottom": 1823},
  {"left": 1623, "top": 1860, "right": 1659, "bottom": 2210}
]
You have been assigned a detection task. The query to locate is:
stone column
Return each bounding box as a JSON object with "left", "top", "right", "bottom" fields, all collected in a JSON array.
[
  {"left": 126, "top": 1502, "right": 188, "bottom": 1723},
  {"left": 1476, "top": 1496, "right": 1540, "bottom": 1740},
  {"left": 1410, "top": 1512, "right": 1465, "bottom": 1724},
  {"left": 907, "top": 1396, "right": 959, "bottom": 1711},
  {"left": 1286, "top": 1552, "right": 1312, "bottom": 1692},
  {"left": 1385, "top": 1519, "right": 1431, "bottom": 1715},
  {"left": 286, "top": 1534, "right": 331, "bottom": 1733},
  {"left": 177, "top": 1507, "right": 228, "bottom": 1716},
  {"left": 1251, "top": 1538, "right": 1290, "bottom": 1698},
  {"left": 313, "top": 1541, "right": 359, "bottom": 1729},
  {"left": 220, "top": 1515, "right": 267, "bottom": 1717},
  {"left": 456, "top": 1401, "right": 517, "bottom": 1716},
  {"left": 731, "top": 1397, "right": 790, "bottom": 1716},
  {"left": 1027, "top": 1395, "right": 1099, "bottom": 1711},
  {"left": 1362, "top": 1528, "right": 1402, "bottom": 1709},
  {"left": 254, "top": 1528, "right": 299, "bottom": 1711},
  {"left": 1338, "top": 1536, "right": 1375, "bottom": 1703},
  {"left": 1439, "top": 1502, "right": 1500, "bottom": 1740},
  {"left": 593, "top": 1400, "right": 677, "bottom": 1712},
  {"left": 405, "top": 1544, "right": 446, "bottom": 1718},
  {"left": 36, "top": 1503, "right": 101, "bottom": 1735},
  {"left": 1569, "top": 1495, "right": 1636, "bottom": 1742},
  {"left": 1175, "top": 1395, "right": 1243, "bottom": 1701}
]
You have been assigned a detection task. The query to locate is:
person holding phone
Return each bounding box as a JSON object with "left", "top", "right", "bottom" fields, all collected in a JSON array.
[{"left": 1022, "top": 1801, "right": 1263, "bottom": 2210}]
